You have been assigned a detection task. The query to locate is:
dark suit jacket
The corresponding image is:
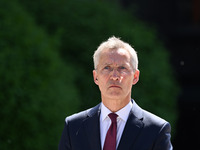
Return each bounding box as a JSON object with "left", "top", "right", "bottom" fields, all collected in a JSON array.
[{"left": 58, "top": 100, "right": 172, "bottom": 150}]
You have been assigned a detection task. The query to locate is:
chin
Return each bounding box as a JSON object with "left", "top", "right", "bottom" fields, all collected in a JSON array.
[{"left": 107, "top": 94, "right": 123, "bottom": 100}]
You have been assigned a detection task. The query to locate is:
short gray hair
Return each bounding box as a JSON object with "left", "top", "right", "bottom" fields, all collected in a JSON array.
[{"left": 93, "top": 36, "right": 138, "bottom": 71}]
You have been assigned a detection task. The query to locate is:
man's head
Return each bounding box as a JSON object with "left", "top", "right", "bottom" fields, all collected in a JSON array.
[
  {"left": 93, "top": 36, "right": 138, "bottom": 72},
  {"left": 93, "top": 37, "right": 139, "bottom": 108}
]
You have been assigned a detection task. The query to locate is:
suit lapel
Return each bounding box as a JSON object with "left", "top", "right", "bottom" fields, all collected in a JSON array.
[
  {"left": 83, "top": 104, "right": 102, "bottom": 150},
  {"left": 117, "top": 100, "right": 144, "bottom": 150}
]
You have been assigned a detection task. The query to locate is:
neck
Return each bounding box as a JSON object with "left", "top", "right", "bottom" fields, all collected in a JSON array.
[{"left": 102, "top": 96, "right": 131, "bottom": 112}]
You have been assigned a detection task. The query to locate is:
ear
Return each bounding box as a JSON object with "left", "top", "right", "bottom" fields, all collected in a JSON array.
[
  {"left": 132, "top": 69, "right": 140, "bottom": 85},
  {"left": 93, "top": 70, "right": 99, "bottom": 85}
]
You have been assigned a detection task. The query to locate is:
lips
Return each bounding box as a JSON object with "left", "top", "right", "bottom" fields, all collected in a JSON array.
[{"left": 109, "top": 85, "right": 121, "bottom": 89}]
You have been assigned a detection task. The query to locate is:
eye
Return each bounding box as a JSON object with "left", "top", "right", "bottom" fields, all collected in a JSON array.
[
  {"left": 118, "top": 66, "right": 126, "bottom": 70},
  {"left": 104, "top": 66, "right": 110, "bottom": 70}
]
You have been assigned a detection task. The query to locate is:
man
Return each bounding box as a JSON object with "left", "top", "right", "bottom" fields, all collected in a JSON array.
[{"left": 58, "top": 37, "right": 173, "bottom": 150}]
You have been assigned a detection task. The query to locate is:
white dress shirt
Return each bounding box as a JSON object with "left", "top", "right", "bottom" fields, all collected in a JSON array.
[{"left": 100, "top": 101, "right": 132, "bottom": 149}]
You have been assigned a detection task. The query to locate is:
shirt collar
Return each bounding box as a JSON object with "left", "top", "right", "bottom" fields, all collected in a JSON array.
[
  {"left": 100, "top": 101, "right": 132, "bottom": 122},
  {"left": 100, "top": 103, "right": 112, "bottom": 122}
]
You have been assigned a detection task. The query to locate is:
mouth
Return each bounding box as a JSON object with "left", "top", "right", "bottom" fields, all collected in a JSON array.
[{"left": 109, "top": 85, "right": 121, "bottom": 89}]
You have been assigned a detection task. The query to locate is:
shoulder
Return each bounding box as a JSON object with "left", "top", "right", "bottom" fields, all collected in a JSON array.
[
  {"left": 140, "top": 108, "right": 172, "bottom": 142},
  {"left": 142, "top": 109, "right": 172, "bottom": 138},
  {"left": 142, "top": 109, "right": 168, "bottom": 127},
  {"left": 132, "top": 100, "right": 170, "bottom": 130},
  {"left": 65, "top": 103, "right": 101, "bottom": 124}
]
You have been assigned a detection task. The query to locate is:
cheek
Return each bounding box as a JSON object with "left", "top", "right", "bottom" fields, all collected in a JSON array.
[
  {"left": 100, "top": 74, "right": 110, "bottom": 81},
  {"left": 99, "top": 77, "right": 108, "bottom": 86},
  {"left": 98, "top": 77, "right": 110, "bottom": 90},
  {"left": 98, "top": 81, "right": 107, "bottom": 93},
  {"left": 123, "top": 75, "right": 134, "bottom": 85}
]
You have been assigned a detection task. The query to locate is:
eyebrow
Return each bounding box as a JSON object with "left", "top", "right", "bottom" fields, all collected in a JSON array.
[
  {"left": 103, "top": 63, "right": 111, "bottom": 66},
  {"left": 102, "top": 63, "right": 129, "bottom": 67}
]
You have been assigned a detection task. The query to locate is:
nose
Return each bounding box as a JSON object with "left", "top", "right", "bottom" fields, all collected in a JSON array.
[{"left": 110, "top": 69, "right": 120, "bottom": 81}]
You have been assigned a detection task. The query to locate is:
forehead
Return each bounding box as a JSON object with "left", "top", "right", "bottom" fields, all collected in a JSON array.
[{"left": 99, "top": 48, "right": 131, "bottom": 64}]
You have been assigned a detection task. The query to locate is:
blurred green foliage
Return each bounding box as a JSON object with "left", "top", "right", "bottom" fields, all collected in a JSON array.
[
  {"left": 0, "top": 0, "right": 79, "bottom": 149},
  {"left": 0, "top": 0, "right": 179, "bottom": 149}
]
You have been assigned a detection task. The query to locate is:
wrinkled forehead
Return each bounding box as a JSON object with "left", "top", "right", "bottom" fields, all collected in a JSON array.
[
  {"left": 99, "top": 48, "right": 131, "bottom": 64},
  {"left": 101, "top": 48, "right": 130, "bottom": 57}
]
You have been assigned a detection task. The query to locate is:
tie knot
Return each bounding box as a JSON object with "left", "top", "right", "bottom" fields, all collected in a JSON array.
[{"left": 108, "top": 113, "right": 118, "bottom": 123}]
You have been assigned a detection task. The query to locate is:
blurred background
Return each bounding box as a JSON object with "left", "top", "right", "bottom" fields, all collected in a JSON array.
[{"left": 0, "top": 0, "right": 199, "bottom": 149}]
